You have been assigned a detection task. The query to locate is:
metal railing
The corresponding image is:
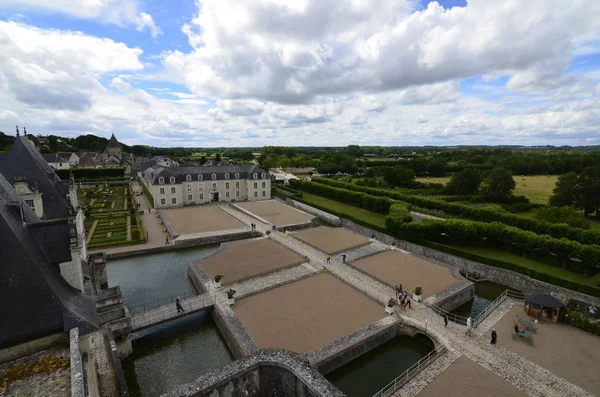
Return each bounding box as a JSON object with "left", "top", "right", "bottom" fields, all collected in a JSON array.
[
  {"left": 372, "top": 344, "right": 447, "bottom": 397},
  {"left": 473, "top": 289, "right": 525, "bottom": 328},
  {"left": 127, "top": 290, "right": 199, "bottom": 314},
  {"left": 424, "top": 301, "right": 469, "bottom": 325},
  {"left": 131, "top": 292, "right": 216, "bottom": 330}
]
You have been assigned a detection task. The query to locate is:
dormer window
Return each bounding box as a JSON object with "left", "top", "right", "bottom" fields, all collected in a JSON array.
[
  {"left": 225, "top": 173, "right": 230, "bottom": 179},
  {"left": 261, "top": 173, "right": 266, "bottom": 179},
  {"left": 170, "top": 177, "right": 176, "bottom": 184},
  {"left": 159, "top": 177, "right": 165, "bottom": 184},
  {"left": 186, "top": 175, "right": 191, "bottom": 181},
  {"left": 212, "top": 173, "right": 217, "bottom": 180},
  {"left": 235, "top": 173, "right": 240, "bottom": 179},
  {"left": 198, "top": 174, "right": 203, "bottom": 180},
  {"left": 253, "top": 173, "right": 258, "bottom": 179}
]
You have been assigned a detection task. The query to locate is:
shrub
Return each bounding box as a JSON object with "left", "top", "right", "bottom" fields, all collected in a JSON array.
[
  {"left": 387, "top": 298, "right": 397, "bottom": 307},
  {"left": 214, "top": 275, "right": 224, "bottom": 283},
  {"left": 533, "top": 206, "right": 591, "bottom": 229},
  {"left": 414, "top": 286, "right": 423, "bottom": 295},
  {"left": 226, "top": 289, "right": 236, "bottom": 299},
  {"left": 385, "top": 203, "right": 412, "bottom": 234}
]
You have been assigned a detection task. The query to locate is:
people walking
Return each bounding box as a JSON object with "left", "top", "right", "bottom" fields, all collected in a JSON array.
[
  {"left": 491, "top": 328, "right": 497, "bottom": 345},
  {"left": 165, "top": 236, "right": 169, "bottom": 245},
  {"left": 341, "top": 253, "right": 347, "bottom": 264},
  {"left": 176, "top": 297, "right": 185, "bottom": 313},
  {"left": 466, "top": 317, "right": 473, "bottom": 336},
  {"left": 406, "top": 293, "right": 412, "bottom": 309},
  {"left": 326, "top": 255, "right": 331, "bottom": 264},
  {"left": 444, "top": 314, "right": 448, "bottom": 327}
]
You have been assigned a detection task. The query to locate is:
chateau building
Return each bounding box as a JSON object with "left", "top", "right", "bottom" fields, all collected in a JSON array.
[{"left": 141, "top": 165, "right": 271, "bottom": 208}]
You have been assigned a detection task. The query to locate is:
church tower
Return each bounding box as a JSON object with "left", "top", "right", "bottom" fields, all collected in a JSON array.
[{"left": 104, "top": 133, "right": 122, "bottom": 160}]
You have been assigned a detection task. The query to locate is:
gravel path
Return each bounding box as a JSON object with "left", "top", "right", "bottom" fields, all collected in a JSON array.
[
  {"left": 162, "top": 205, "right": 243, "bottom": 235},
  {"left": 292, "top": 226, "right": 370, "bottom": 255}
]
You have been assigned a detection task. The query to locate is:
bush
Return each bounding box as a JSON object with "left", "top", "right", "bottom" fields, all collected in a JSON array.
[
  {"left": 533, "top": 206, "right": 591, "bottom": 229},
  {"left": 564, "top": 308, "right": 600, "bottom": 336},
  {"left": 226, "top": 289, "right": 236, "bottom": 299},
  {"left": 141, "top": 181, "right": 154, "bottom": 208},
  {"left": 55, "top": 167, "right": 125, "bottom": 180},
  {"left": 214, "top": 275, "right": 224, "bottom": 283},
  {"left": 385, "top": 203, "right": 413, "bottom": 235},
  {"left": 387, "top": 298, "right": 397, "bottom": 307},
  {"left": 414, "top": 286, "right": 423, "bottom": 295}
]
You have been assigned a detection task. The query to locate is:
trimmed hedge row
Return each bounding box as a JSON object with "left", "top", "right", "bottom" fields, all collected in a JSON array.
[
  {"left": 393, "top": 218, "right": 600, "bottom": 275},
  {"left": 423, "top": 241, "right": 600, "bottom": 298},
  {"left": 309, "top": 178, "right": 600, "bottom": 245},
  {"left": 385, "top": 203, "right": 413, "bottom": 235},
  {"left": 141, "top": 181, "right": 154, "bottom": 208},
  {"left": 56, "top": 167, "right": 125, "bottom": 180}
]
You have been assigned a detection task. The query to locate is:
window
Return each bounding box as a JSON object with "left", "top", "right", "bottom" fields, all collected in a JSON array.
[
  {"left": 25, "top": 199, "right": 34, "bottom": 209},
  {"left": 253, "top": 173, "right": 258, "bottom": 179},
  {"left": 160, "top": 198, "right": 166, "bottom": 205},
  {"left": 254, "top": 191, "right": 258, "bottom": 197},
  {"left": 160, "top": 188, "right": 165, "bottom": 195},
  {"left": 236, "top": 182, "right": 239, "bottom": 188},
  {"left": 212, "top": 173, "right": 217, "bottom": 180},
  {"left": 262, "top": 191, "right": 266, "bottom": 197},
  {"left": 226, "top": 192, "right": 230, "bottom": 198},
  {"left": 262, "top": 182, "right": 266, "bottom": 188},
  {"left": 188, "top": 194, "right": 192, "bottom": 201},
  {"left": 171, "top": 187, "right": 176, "bottom": 194},
  {"left": 236, "top": 191, "right": 240, "bottom": 197},
  {"left": 199, "top": 193, "right": 204, "bottom": 200},
  {"left": 186, "top": 175, "right": 191, "bottom": 181},
  {"left": 171, "top": 198, "right": 177, "bottom": 204},
  {"left": 225, "top": 173, "right": 230, "bottom": 179},
  {"left": 261, "top": 173, "right": 266, "bottom": 179},
  {"left": 226, "top": 182, "right": 230, "bottom": 189},
  {"left": 235, "top": 173, "right": 240, "bottom": 178},
  {"left": 170, "top": 177, "right": 175, "bottom": 183},
  {"left": 198, "top": 174, "right": 203, "bottom": 180},
  {"left": 212, "top": 183, "right": 217, "bottom": 188},
  {"left": 187, "top": 185, "right": 192, "bottom": 192},
  {"left": 159, "top": 177, "right": 165, "bottom": 184},
  {"left": 254, "top": 182, "right": 258, "bottom": 189}
]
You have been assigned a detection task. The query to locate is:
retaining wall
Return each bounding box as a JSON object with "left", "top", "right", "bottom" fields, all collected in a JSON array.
[
  {"left": 285, "top": 199, "right": 341, "bottom": 226},
  {"left": 69, "top": 328, "right": 85, "bottom": 397}
]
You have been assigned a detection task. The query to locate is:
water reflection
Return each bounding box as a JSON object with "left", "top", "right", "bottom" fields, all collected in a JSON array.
[{"left": 451, "top": 281, "right": 520, "bottom": 319}]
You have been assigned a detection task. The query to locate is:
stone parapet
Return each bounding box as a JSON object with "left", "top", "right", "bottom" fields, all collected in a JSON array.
[{"left": 69, "top": 328, "right": 85, "bottom": 397}]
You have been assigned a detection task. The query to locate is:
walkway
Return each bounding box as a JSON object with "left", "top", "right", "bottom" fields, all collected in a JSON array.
[
  {"left": 219, "top": 203, "right": 592, "bottom": 397},
  {"left": 89, "top": 181, "right": 171, "bottom": 256},
  {"left": 130, "top": 292, "right": 215, "bottom": 331}
]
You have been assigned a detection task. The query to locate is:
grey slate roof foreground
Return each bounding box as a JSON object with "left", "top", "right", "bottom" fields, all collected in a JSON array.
[
  {"left": 147, "top": 164, "right": 269, "bottom": 184},
  {"left": 0, "top": 172, "right": 99, "bottom": 348},
  {"left": 0, "top": 137, "right": 70, "bottom": 220}
]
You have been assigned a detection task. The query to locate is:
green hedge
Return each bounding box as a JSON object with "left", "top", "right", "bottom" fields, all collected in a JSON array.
[
  {"left": 385, "top": 203, "right": 413, "bottom": 235},
  {"left": 423, "top": 241, "right": 600, "bottom": 298},
  {"left": 141, "top": 181, "right": 154, "bottom": 208},
  {"left": 308, "top": 178, "right": 600, "bottom": 245},
  {"left": 56, "top": 167, "right": 125, "bottom": 180}
]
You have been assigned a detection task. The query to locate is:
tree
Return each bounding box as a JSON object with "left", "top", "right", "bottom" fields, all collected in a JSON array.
[
  {"left": 215, "top": 153, "right": 222, "bottom": 162},
  {"left": 575, "top": 165, "right": 600, "bottom": 217},
  {"left": 533, "top": 206, "right": 590, "bottom": 229},
  {"left": 345, "top": 145, "right": 363, "bottom": 158},
  {"left": 478, "top": 168, "right": 516, "bottom": 202},
  {"left": 445, "top": 170, "right": 482, "bottom": 195},
  {"left": 549, "top": 172, "right": 578, "bottom": 207},
  {"left": 384, "top": 167, "right": 416, "bottom": 187}
]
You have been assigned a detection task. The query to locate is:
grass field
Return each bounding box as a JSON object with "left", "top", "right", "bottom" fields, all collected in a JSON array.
[
  {"left": 416, "top": 175, "right": 558, "bottom": 204},
  {"left": 299, "top": 192, "right": 387, "bottom": 229}
]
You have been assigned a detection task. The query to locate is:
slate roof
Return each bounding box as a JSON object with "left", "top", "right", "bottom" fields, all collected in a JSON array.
[
  {"left": 0, "top": 173, "right": 99, "bottom": 347},
  {"left": 42, "top": 153, "right": 68, "bottom": 163},
  {"left": 78, "top": 152, "right": 104, "bottom": 167},
  {"left": 147, "top": 165, "right": 269, "bottom": 184},
  {"left": 0, "top": 137, "right": 70, "bottom": 220},
  {"left": 106, "top": 134, "right": 121, "bottom": 148}
]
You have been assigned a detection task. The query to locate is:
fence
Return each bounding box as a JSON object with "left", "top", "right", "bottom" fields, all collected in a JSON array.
[
  {"left": 473, "top": 289, "right": 525, "bottom": 328},
  {"left": 371, "top": 344, "right": 447, "bottom": 397},
  {"left": 423, "top": 301, "right": 469, "bottom": 326},
  {"left": 127, "top": 290, "right": 199, "bottom": 314}
]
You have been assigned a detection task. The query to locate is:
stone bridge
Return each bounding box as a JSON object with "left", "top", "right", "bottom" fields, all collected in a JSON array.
[{"left": 130, "top": 292, "right": 215, "bottom": 331}]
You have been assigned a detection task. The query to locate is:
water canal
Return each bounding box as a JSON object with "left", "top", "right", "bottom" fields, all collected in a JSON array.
[
  {"left": 107, "top": 245, "right": 231, "bottom": 396},
  {"left": 326, "top": 335, "right": 435, "bottom": 397},
  {"left": 450, "top": 280, "right": 520, "bottom": 319},
  {"left": 107, "top": 245, "right": 219, "bottom": 312}
]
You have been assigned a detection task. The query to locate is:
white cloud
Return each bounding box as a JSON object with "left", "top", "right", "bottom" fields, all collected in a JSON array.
[
  {"left": 0, "top": 0, "right": 161, "bottom": 36},
  {"left": 135, "top": 12, "right": 162, "bottom": 38},
  {"left": 165, "top": 0, "right": 600, "bottom": 104}
]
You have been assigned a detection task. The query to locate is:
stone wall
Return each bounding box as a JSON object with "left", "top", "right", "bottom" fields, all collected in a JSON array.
[
  {"left": 176, "top": 230, "right": 260, "bottom": 248},
  {"left": 69, "top": 328, "right": 85, "bottom": 397},
  {"left": 286, "top": 199, "right": 341, "bottom": 226},
  {"left": 210, "top": 304, "right": 258, "bottom": 360},
  {"left": 161, "top": 349, "right": 345, "bottom": 397},
  {"left": 156, "top": 209, "right": 178, "bottom": 237},
  {"left": 433, "top": 283, "right": 475, "bottom": 313},
  {"left": 0, "top": 332, "right": 68, "bottom": 365}
]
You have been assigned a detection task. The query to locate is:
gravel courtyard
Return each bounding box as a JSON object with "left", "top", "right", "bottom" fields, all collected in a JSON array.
[
  {"left": 235, "top": 200, "right": 314, "bottom": 226},
  {"left": 162, "top": 205, "right": 244, "bottom": 235},
  {"left": 292, "top": 227, "right": 370, "bottom": 255},
  {"left": 493, "top": 305, "right": 600, "bottom": 395},
  {"left": 350, "top": 251, "right": 459, "bottom": 299},
  {"left": 198, "top": 238, "right": 306, "bottom": 285},
  {"left": 416, "top": 356, "right": 527, "bottom": 397},
  {"left": 233, "top": 272, "right": 385, "bottom": 353}
]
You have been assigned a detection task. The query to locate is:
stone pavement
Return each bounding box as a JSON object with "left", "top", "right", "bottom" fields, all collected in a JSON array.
[
  {"left": 130, "top": 292, "right": 215, "bottom": 331},
  {"left": 220, "top": 202, "right": 592, "bottom": 397},
  {"left": 89, "top": 181, "right": 170, "bottom": 256}
]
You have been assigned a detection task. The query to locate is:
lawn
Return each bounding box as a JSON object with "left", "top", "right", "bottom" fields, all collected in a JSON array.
[
  {"left": 299, "top": 192, "right": 387, "bottom": 229},
  {"left": 416, "top": 175, "right": 558, "bottom": 204}
]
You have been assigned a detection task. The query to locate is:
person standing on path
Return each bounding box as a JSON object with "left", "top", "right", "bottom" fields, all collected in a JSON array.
[
  {"left": 444, "top": 315, "right": 448, "bottom": 327},
  {"left": 341, "top": 253, "right": 347, "bottom": 264},
  {"left": 176, "top": 297, "right": 185, "bottom": 313},
  {"left": 491, "top": 328, "right": 497, "bottom": 344},
  {"left": 326, "top": 255, "right": 331, "bottom": 264},
  {"left": 466, "top": 317, "right": 473, "bottom": 336},
  {"left": 165, "top": 236, "right": 169, "bottom": 245}
]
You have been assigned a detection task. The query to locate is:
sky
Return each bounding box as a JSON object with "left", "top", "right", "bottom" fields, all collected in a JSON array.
[{"left": 0, "top": 0, "right": 599, "bottom": 148}]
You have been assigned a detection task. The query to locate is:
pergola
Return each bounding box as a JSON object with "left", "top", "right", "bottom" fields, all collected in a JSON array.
[{"left": 524, "top": 293, "right": 565, "bottom": 323}]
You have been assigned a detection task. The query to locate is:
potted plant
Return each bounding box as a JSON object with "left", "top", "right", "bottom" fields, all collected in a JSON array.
[
  {"left": 226, "top": 289, "right": 236, "bottom": 305},
  {"left": 413, "top": 286, "right": 423, "bottom": 302},
  {"left": 266, "top": 230, "right": 271, "bottom": 238},
  {"left": 370, "top": 233, "right": 376, "bottom": 242},
  {"left": 214, "top": 275, "right": 224, "bottom": 288},
  {"left": 385, "top": 298, "right": 397, "bottom": 315}
]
